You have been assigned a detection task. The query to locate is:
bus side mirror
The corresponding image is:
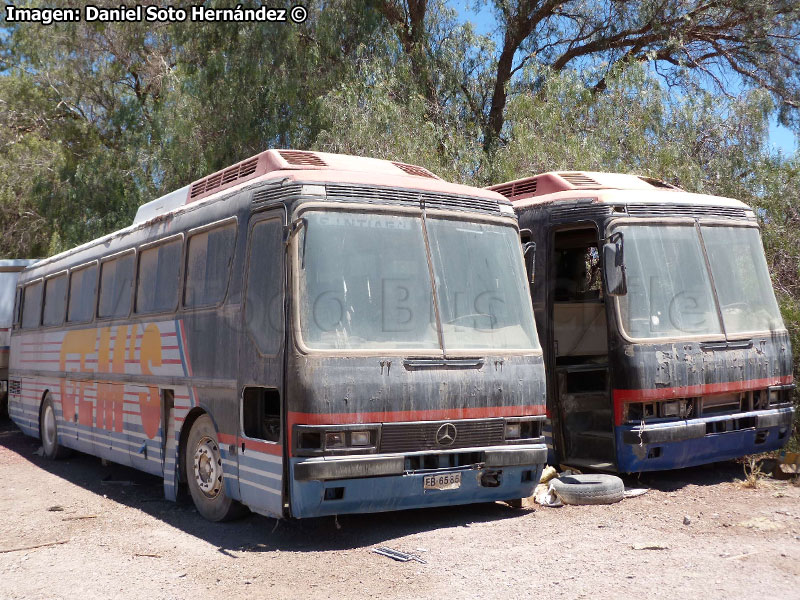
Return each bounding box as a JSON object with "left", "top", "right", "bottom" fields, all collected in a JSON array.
[
  {"left": 603, "top": 233, "right": 627, "bottom": 296},
  {"left": 520, "top": 230, "right": 535, "bottom": 285}
]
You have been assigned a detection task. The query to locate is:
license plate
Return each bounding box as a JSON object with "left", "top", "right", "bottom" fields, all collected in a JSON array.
[{"left": 423, "top": 472, "right": 462, "bottom": 490}]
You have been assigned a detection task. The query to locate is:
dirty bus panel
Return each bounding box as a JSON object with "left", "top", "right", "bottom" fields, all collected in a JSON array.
[
  {"left": 488, "top": 171, "right": 794, "bottom": 473},
  {"left": 9, "top": 150, "right": 547, "bottom": 521},
  {"left": 0, "top": 259, "right": 37, "bottom": 417}
]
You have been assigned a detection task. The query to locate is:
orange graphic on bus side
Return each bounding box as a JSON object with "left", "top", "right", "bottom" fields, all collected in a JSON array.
[{"left": 59, "top": 324, "right": 166, "bottom": 439}]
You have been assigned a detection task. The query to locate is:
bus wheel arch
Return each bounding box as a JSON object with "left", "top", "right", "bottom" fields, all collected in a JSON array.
[
  {"left": 181, "top": 411, "right": 247, "bottom": 521},
  {"left": 38, "top": 390, "right": 70, "bottom": 459},
  {"left": 178, "top": 407, "right": 207, "bottom": 485}
]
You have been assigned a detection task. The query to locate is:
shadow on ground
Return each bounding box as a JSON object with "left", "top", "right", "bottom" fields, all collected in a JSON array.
[
  {"left": 0, "top": 420, "right": 525, "bottom": 554},
  {"left": 1, "top": 419, "right": 759, "bottom": 554},
  {"left": 621, "top": 458, "right": 753, "bottom": 492}
]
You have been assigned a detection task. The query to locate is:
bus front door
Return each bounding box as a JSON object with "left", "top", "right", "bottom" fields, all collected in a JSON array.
[
  {"left": 550, "top": 226, "right": 616, "bottom": 471},
  {"left": 237, "top": 211, "right": 286, "bottom": 518}
]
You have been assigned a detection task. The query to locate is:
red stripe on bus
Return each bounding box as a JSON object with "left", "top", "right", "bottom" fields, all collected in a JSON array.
[
  {"left": 612, "top": 374, "right": 794, "bottom": 425},
  {"left": 288, "top": 405, "right": 546, "bottom": 426},
  {"left": 217, "top": 432, "right": 281, "bottom": 456}
]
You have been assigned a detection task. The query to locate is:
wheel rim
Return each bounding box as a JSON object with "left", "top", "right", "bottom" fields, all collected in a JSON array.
[
  {"left": 42, "top": 403, "right": 57, "bottom": 452},
  {"left": 193, "top": 436, "right": 223, "bottom": 498}
]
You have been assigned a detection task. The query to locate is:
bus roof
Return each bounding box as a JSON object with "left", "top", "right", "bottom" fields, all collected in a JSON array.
[
  {"left": 27, "top": 150, "right": 510, "bottom": 274},
  {"left": 134, "top": 149, "right": 505, "bottom": 224},
  {"left": 488, "top": 171, "right": 750, "bottom": 211}
]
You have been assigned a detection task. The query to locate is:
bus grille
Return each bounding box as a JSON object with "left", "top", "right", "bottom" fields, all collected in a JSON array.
[
  {"left": 379, "top": 419, "right": 505, "bottom": 453},
  {"left": 626, "top": 204, "right": 749, "bottom": 219},
  {"left": 252, "top": 184, "right": 303, "bottom": 205},
  {"left": 325, "top": 184, "right": 503, "bottom": 216}
]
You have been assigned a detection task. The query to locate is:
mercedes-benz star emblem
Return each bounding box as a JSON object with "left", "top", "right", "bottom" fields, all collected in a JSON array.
[{"left": 435, "top": 423, "right": 457, "bottom": 447}]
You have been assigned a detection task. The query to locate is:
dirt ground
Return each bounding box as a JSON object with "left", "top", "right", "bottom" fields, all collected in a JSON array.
[{"left": 0, "top": 421, "right": 798, "bottom": 600}]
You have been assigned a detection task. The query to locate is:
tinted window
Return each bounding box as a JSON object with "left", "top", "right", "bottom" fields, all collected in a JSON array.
[
  {"left": 701, "top": 226, "right": 785, "bottom": 334},
  {"left": 42, "top": 274, "right": 67, "bottom": 326},
  {"left": 617, "top": 225, "right": 721, "bottom": 339},
  {"left": 0, "top": 272, "right": 20, "bottom": 328},
  {"left": 246, "top": 219, "right": 284, "bottom": 354},
  {"left": 297, "top": 212, "right": 438, "bottom": 351},
  {"left": 98, "top": 253, "right": 135, "bottom": 318},
  {"left": 68, "top": 264, "right": 98, "bottom": 323},
  {"left": 426, "top": 218, "right": 540, "bottom": 350},
  {"left": 137, "top": 240, "right": 181, "bottom": 314},
  {"left": 21, "top": 281, "right": 43, "bottom": 329},
  {"left": 185, "top": 224, "right": 236, "bottom": 308}
]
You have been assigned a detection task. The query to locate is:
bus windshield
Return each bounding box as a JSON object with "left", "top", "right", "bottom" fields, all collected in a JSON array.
[
  {"left": 700, "top": 225, "right": 784, "bottom": 334},
  {"left": 617, "top": 223, "right": 784, "bottom": 339},
  {"left": 297, "top": 210, "right": 539, "bottom": 351}
]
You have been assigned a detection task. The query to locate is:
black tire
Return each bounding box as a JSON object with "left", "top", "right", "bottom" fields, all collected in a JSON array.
[
  {"left": 185, "top": 414, "right": 248, "bottom": 522},
  {"left": 39, "top": 393, "right": 71, "bottom": 460},
  {"left": 550, "top": 474, "right": 624, "bottom": 505}
]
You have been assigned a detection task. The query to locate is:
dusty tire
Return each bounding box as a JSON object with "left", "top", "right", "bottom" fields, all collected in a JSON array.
[
  {"left": 550, "top": 474, "right": 624, "bottom": 505},
  {"left": 185, "top": 414, "right": 247, "bottom": 522},
  {"left": 39, "top": 394, "right": 71, "bottom": 460}
]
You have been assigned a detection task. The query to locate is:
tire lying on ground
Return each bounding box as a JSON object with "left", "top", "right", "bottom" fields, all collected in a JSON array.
[{"left": 550, "top": 474, "right": 624, "bottom": 505}]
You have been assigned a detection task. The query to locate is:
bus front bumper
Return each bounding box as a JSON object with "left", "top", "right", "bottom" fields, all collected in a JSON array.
[
  {"left": 288, "top": 444, "right": 547, "bottom": 518},
  {"left": 616, "top": 406, "right": 794, "bottom": 472}
]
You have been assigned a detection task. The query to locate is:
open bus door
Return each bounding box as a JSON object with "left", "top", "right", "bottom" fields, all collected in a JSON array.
[{"left": 548, "top": 225, "right": 617, "bottom": 471}]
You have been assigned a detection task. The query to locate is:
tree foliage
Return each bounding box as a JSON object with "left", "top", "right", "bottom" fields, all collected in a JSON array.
[{"left": 0, "top": 1, "right": 798, "bottom": 406}]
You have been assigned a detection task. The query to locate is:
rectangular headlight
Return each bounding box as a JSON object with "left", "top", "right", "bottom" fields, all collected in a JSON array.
[
  {"left": 350, "top": 430, "right": 371, "bottom": 447},
  {"left": 325, "top": 431, "right": 345, "bottom": 449},
  {"left": 505, "top": 422, "right": 521, "bottom": 440},
  {"left": 661, "top": 401, "right": 681, "bottom": 417}
]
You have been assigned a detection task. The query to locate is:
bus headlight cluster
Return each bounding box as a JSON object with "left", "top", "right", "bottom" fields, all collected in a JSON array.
[
  {"left": 504, "top": 417, "right": 543, "bottom": 442},
  {"left": 295, "top": 425, "right": 379, "bottom": 456}
]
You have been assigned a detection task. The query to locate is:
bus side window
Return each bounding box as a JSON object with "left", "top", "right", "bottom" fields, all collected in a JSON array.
[
  {"left": 42, "top": 273, "right": 68, "bottom": 327},
  {"left": 68, "top": 264, "right": 98, "bottom": 323},
  {"left": 21, "top": 281, "right": 43, "bottom": 329},
  {"left": 245, "top": 219, "right": 283, "bottom": 355},
  {"left": 184, "top": 223, "right": 236, "bottom": 308},
  {"left": 136, "top": 239, "right": 181, "bottom": 314},
  {"left": 98, "top": 253, "right": 135, "bottom": 318},
  {"left": 242, "top": 387, "right": 280, "bottom": 443},
  {"left": 13, "top": 287, "right": 22, "bottom": 328}
]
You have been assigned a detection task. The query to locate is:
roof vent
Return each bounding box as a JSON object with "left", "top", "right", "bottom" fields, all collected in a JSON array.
[
  {"left": 558, "top": 172, "right": 600, "bottom": 187},
  {"left": 392, "top": 162, "right": 438, "bottom": 179},
  {"left": 279, "top": 150, "right": 327, "bottom": 167},
  {"left": 492, "top": 178, "right": 537, "bottom": 200},
  {"left": 514, "top": 178, "right": 537, "bottom": 196},
  {"left": 639, "top": 176, "right": 680, "bottom": 190},
  {"left": 189, "top": 155, "right": 265, "bottom": 200},
  {"left": 492, "top": 183, "right": 514, "bottom": 199}
]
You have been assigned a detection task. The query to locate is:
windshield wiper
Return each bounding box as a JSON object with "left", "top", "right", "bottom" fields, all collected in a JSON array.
[
  {"left": 700, "top": 339, "right": 753, "bottom": 351},
  {"left": 403, "top": 357, "right": 484, "bottom": 369}
]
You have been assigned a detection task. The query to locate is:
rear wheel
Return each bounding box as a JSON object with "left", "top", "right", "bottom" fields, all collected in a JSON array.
[
  {"left": 185, "top": 414, "right": 247, "bottom": 522},
  {"left": 39, "top": 394, "right": 71, "bottom": 459}
]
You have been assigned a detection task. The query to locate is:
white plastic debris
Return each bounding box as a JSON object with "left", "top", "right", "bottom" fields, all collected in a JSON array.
[
  {"left": 533, "top": 482, "right": 563, "bottom": 507},
  {"left": 623, "top": 487, "right": 649, "bottom": 499}
]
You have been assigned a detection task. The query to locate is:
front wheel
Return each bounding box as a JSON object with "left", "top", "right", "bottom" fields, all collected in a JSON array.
[
  {"left": 39, "top": 394, "right": 71, "bottom": 459},
  {"left": 185, "top": 414, "right": 247, "bottom": 522}
]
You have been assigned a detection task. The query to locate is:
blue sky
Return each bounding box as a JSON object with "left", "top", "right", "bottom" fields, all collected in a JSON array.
[{"left": 448, "top": 1, "right": 798, "bottom": 156}]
